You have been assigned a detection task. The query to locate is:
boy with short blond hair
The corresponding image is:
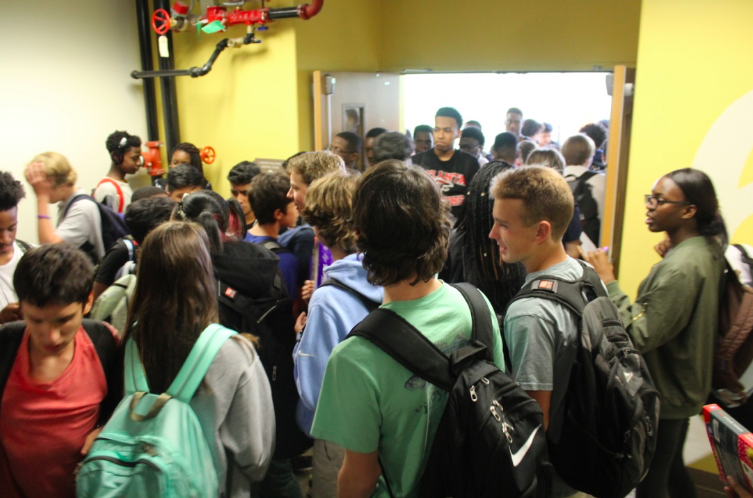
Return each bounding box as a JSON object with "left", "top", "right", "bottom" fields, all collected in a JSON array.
[{"left": 489, "top": 165, "right": 586, "bottom": 498}]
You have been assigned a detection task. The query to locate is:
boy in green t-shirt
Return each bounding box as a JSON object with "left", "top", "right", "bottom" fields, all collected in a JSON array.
[{"left": 310, "top": 160, "right": 505, "bottom": 498}]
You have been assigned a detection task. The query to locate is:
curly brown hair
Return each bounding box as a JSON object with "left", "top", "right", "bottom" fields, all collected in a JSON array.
[
  {"left": 301, "top": 172, "right": 358, "bottom": 254},
  {"left": 353, "top": 160, "right": 451, "bottom": 286},
  {"left": 285, "top": 151, "right": 346, "bottom": 186}
]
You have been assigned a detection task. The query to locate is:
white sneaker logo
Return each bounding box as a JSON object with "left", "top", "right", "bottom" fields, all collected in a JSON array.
[{"left": 509, "top": 424, "right": 541, "bottom": 467}]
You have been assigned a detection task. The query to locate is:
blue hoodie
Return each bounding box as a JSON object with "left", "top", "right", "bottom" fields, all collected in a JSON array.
[{"left": 293, "top": 253, "right": 384, "bottom": 436}]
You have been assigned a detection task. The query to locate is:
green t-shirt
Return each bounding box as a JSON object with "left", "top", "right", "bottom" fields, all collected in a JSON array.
[{"left": 310, "top": 282, "right": 505, "bottom": 498}]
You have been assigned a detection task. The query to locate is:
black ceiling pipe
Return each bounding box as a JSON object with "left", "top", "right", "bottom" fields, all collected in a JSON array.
[
  {"left": 135, "top": 0, "right": 159, "bottom": 140},
  {"left": 154, "top": 0, "right": 181, "bottom": 154}
]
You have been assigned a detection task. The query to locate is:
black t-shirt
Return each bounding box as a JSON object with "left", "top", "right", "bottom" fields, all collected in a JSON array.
[
  {"left": 413, "top": 148, "right": 480, "bottom": 222},
  {"left": 94, "top": 238, "right": 137, "bottom": 285}
]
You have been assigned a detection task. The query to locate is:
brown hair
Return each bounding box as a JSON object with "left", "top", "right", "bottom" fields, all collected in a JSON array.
[
  {"left": 285, "top": 151, "right": 346, "bottom": 186},
  {"left": 561, "top": 134, "right": 595, "bottom": 166},
  {"left": 353, "top": 160, "right": 451, "bottom": 286},
  {"left": 124, "top": 221, "right": 219, "bottom": 393},
  {"left": 491, "top": 165, "right": 574, "bottom": 241},
  {"left": 301, "top": 172, "right": 358, "bottom": 254},
  {"left": 526, "top": 147, "right": 566, "bottom": 175}
]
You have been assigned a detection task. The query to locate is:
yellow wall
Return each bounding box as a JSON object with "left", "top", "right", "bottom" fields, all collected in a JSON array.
[
  {"left": 380, "top": 0, "right": 642, "bottom": 72},
  {"left": 619, "top": 0, "right": 753, "bottom": 296}
]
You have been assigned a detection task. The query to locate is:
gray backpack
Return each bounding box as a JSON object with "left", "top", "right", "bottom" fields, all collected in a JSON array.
[{"left": 89, "top": 274, "right": 137, "bottom": 336}]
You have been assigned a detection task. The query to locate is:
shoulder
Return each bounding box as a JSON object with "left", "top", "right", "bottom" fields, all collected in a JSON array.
[
  {"left": 457, "top": 150, "right": 480, "bottom": 167},
  {"left": 207, "top": 334, "right": 261, "bottom": 380}
]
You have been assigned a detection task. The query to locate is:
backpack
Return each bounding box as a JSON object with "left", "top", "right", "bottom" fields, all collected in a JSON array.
[
  {"left": 95, "top": 178, "right": 126, "bottom": 214},
  {"left": 0, "top": 319, "right": 121, "bottom": 424},
  {"left": 217, "top": 272, "right": 312, "bottom": 458},
  {"left": 349, "top": 283, "right": 550, "bottom": 498},
  {"left": 712, "top": 256, "right": 753, "bottom": 407},
  {"left": 76, "top": 324, "right": 234, "bottom": 498},
  {"left": 89, "top": 273, "right": 137, "bottom": 336},
  {"left": 565, "top": 170, "right": 600, "bottom": 245},
  {"left": 64, "top": 194, "right": 130, "bottom": 263},
  {"left": 113, "top": 237, "right": 138, "bottom": 281},
  {"left": 508, "top": 261, "right": 660, "bottom": 498}
]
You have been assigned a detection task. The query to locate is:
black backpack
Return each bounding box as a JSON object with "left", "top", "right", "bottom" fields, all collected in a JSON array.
[
  {"left": 319, "top": 277, "right": 381, "bottom": 312},
  {"left": 0, "top": 319, "right": 121, "bottom": 424},
  {"left": 509, "top": 261, "right": 660, "bottom": 498},
  {"left": 64, "top": 194, "right": 130, "bottom": 263},
  {"left": 217, "top": 272, "right": 312, "bottom": 459},
  {"left": 565, "top": 170, "right": 600, "bottom": 245},
  {"left": 349, "top": 283, "right": 550, "bottom": 498}
]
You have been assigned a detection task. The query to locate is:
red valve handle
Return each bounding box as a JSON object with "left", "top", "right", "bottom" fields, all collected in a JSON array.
[
  {"left": 152, "top": 9, "right": 171, "bottom": 35},
  {"left": 201, "top": 146, "right": 216, "bottom": 164}
]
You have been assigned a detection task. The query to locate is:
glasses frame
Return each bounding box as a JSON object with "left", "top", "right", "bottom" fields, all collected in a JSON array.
[{"left": 644, "top": 194, "right": 692, "bottom": 207}]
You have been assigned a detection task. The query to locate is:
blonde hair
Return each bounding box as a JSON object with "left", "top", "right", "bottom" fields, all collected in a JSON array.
[
  {"left": 31, "top": 151, "right": 77, "bottom": 187},
  {"left": 286, "top": 151, "right": 346, "bottom": 186},
  {"left": 301, "top": 172, "right": 358, "bottom": 254},
  {"left": 491, "top": 165, "right": 574, "bottom": 241},
  {"left": 526, "top": 148, "right": 566, "bottom": 175}
]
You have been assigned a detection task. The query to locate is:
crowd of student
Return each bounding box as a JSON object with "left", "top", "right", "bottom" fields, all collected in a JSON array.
[{"left": 0, "top": 107, "right": 748, "bottom": 498}]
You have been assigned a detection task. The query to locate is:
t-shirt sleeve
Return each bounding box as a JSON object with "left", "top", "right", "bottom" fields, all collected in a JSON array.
[
  {"left": 503, "top": 308, "right": 556, "bottom": 391},
  {"left": 93, "top": 182, "right": 119, "bottom": 211},
  {"left": 94, "top": 240, "right": 130, "bottom": 285},
  {"left": 57, "top": 200, "right": 99, "bottom": 250},
  {"left": 310, "top": 342, "right": 381, "bottom": 453}
]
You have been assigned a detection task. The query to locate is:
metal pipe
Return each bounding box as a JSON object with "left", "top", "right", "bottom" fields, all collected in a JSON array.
[
  {"left": 135, "top": 0, "right": 159, "bottom": 140},
  {"left": 268, "top": 7, "right": 299, "bottom": 19},
  {"left": 154, "top": 0, "right": 181, "bottom": 152},
  {"left": 300, "top": 0, "right": 324, "bottom": 20}
]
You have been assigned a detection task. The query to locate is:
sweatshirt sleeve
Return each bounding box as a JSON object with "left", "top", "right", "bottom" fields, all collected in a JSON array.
[
  {"left": 606, "top": 266, "right": 699, "bottom": 354},
  {"left": 218, "top": 338, "right": 275, "bottom": 483}
]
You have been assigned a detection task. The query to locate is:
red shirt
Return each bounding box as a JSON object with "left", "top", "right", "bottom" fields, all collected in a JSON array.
[{"left": 0, "top": 327, "right": 108, "bottom": 498}]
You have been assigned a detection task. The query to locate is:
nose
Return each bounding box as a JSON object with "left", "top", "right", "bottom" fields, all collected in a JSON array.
[
  {"left": 0, "top": 231, "right": 12, "bottom": 245},
  {"left": 287, "top": 187, "right": 294, "bottom": 199}
]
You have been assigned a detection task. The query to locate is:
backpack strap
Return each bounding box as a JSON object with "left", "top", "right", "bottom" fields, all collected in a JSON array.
[
  {"left": 122, "top": 238, "right": 135, "bottom": 261},
  {"left": 453, "top": 282, "right": 494, "bottom": 363},
  {"left": 347, "top": 283, "right": 492, "bottom": 392},
  {"left": 63, "top": 193, "right": 91, "bottom": 218},
  {"left": 319, "top": 278, "right": 380, "bottom": 312},
  {"left": 15, "top": 239, "right": 31, "bottom": 253},
  {"left": 81, "top": 319, "right": 121, "bottom": 424},
  {"left": 96, "top": 178, "right": 125, "bottom": 214},
  {"left": 734, "top": 244, "right": 753, "bottom": 270},
  {"left": 0, "top": 322, "right": 27, "bottom": 415},
  {"left": 261, "top": 239, "right": 283, "bottom": 252}
]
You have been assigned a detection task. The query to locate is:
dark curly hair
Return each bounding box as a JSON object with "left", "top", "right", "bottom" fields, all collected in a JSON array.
[
  {"left": 353, "top": 160, "right": 451, "bottom": 286},
  {"left": 227, "top": 161, "right": 261, "bottom": 185},
  {"left": 0, "top": 172, "right": 25, "bottom": 211},
  {"left": 125, "top": 196, "right": 176, "bottom": 245},
  {"left": 171, "top": 142, "right": 203, "bottom": 172},
  {"left": 106, "top": 131, "right": 142, "bottom": 165}
]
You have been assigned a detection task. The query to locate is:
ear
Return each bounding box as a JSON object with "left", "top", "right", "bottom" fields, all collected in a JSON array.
[
  {"left": 681, "top": 204, "right": 698, "bottom": 220},
  {"left": 83, "top": 291, "right": 94, "bottom": 315},
  {"left": 535, "top": 221, "right": 553, "bottom": 243},
  {"left": 273, "top": 208, "right": 284, "bottom": 221}
]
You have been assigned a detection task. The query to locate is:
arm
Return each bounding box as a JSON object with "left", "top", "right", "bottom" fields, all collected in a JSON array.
[
  {"left": 526, "top": 391, "right": 552, "bottom": 430},
  {"left": 337, "top": 449, "right": 381, "bottom": 498},
  {"left": 24, "top": 162, "right": 63, "bottom": 244}
]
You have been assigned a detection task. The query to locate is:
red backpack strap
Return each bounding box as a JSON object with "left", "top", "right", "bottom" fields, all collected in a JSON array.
[{"left": 96, "top": 178, "right": 125, "bottom": 213}]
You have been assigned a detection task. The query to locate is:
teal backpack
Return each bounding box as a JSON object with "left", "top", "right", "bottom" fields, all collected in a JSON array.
[{"left": 76, "top": 324, "right": 235, "bottom": 498}]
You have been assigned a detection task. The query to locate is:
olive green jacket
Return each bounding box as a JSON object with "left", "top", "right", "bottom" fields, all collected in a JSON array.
[{"left": 606, "top": 236, "right": 725, "bottom": 419}]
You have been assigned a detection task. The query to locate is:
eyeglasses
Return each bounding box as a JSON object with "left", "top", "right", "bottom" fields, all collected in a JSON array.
[
  {"left": 644, "top": 194, "right": 692, "bottom": 207},
  {"left": 328, "top": 145, "right": 356, "bottom": 155}
]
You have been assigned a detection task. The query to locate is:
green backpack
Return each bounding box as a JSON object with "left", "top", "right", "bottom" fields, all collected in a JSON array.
[
  {"left": 89, "top": 274, "right": 137, "bottom": 336},
  {"left": 76, "top": 324, "right": 235, "bottom": 498}
]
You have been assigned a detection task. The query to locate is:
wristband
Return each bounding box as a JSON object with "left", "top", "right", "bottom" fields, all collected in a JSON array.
[{"left": 37, "top": 215, "right": 51, "bottom": 219}]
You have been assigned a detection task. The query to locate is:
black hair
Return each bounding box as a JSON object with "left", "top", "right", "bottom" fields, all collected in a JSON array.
[
  {"left": 106, "top": 131, "right": 142, "bottom": 165},
  {"left": 247, "top": 171, "right": 293, "bottom": 225},
  {"left": 365, "top": 127, "right": 388, "bottom": 139},
  {"left": 225, "top": 197, "right": 247, "bottom": 238},
  {"left": 172, "top": 142, "right": 203, "bottom": 172},
  {"left": 174, "top": 190, "right": 230, "bottom": 253},
  {"left": 461, "top": 127, "right": 485, "bottom": 147},
  {"left": 373, "top": 132, "right": 413, "bottom": 163},
  {"left": 465, "top": 120, "right": 482, "bottom": 129},
  {"left": 0, "top": 172, "right": 26, "bottom": 211},
  {"left": 227, "top": 161, "right": 261, "bottom": 185},
  {"left": 336, "top": 132, "right": 363, "bottom": 153},
  {"left": 167, "top": 165, "right": 205, "bottom": 192},
  {"left": 492, "top": 132, "right": 518, "bottom": 163},
  {"left": 132, "top": 186, "right": 168, "bottom": 202},
  {"left": 579, "top": 123, "right": 608, "bottom": 149},
  {"left": 14, "top": 244, "right": 93, "bottom": 307},
  {"left": 542, "top": 122, "right": 553, "bottom": 133},
  {"left": 506, "top": 107, "right": 523, "bottom": 116},
  {"left": 413, "top": 124, "right": 433, "bottom": 137},
  {"left": 521, "top": 119, "right": 543, "bottom": 138},
  {"left": 664, "top": 168, "right": 728, "bottom": 243},
  {"left": 435, "top": 107, "right": 463, "bottom": 129},
  {"left": 125, "top": 196, "right": 176, "bottom": 244},
  {"left": 460, "top": 161, "right": 525, "bottom": 314}
]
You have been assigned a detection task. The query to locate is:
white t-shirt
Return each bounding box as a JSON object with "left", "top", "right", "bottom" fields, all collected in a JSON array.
[
  {"left": 57, "top": 189, "right": 105, "bottom": 259},
  {"left": 93, "top": 178, "right": 132, "bottom": 214},
  {"left": 0, "top": 241, "right": 27, "bottom": 310},
  {"left": 727, "top": 244, "right": 753, "bottom": 287}
]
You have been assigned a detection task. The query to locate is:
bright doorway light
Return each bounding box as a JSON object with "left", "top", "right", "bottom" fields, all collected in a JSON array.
[{"left": 403, "top": 72, "right": 612, "bottom": 148}]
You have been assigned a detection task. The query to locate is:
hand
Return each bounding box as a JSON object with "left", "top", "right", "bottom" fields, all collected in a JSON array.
[
  {"left": 580, "top": 246, "right": 615, "bottom": 285},
  {"left": 726, "top": 476, "right": 753, "bottom": 498},
  {"left": 654, "top": 238, "right": 672, "bottom": 258},
  {"left": 301, "top": 280, "right": 315, "bottom": 303},
  {"left": 80, "top": 427, "right": 102, "bottom": 455},
  {"left": 0, "top": 303, "right": 22, "bottom": 324},
  {"left": 24, "top": 161, "right": 53, "bottom": 198},
  {"left": 295, "top": 312, "right": 307, "bottom": 334}
]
